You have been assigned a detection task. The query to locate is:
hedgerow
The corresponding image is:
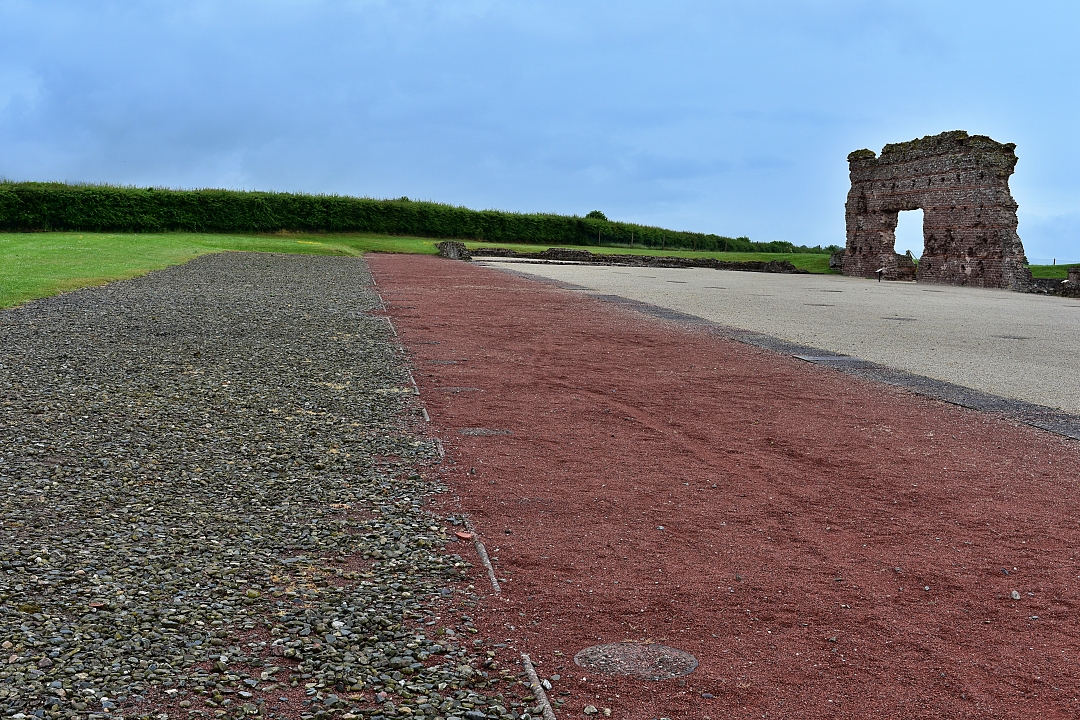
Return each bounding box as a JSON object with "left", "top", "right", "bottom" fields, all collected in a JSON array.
[{"left": 0, "top": 181, "right": 832, "bottom": 253}]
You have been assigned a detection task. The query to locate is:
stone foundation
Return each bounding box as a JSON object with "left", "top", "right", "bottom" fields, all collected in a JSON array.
[
  {"left": 470, "top": 247, "right": 806, "bottom": 273},
  {"left": 436, "top": 241, "right": 471, "bottom": 260}
]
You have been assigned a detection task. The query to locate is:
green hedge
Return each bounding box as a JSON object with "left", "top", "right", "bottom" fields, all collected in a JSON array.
[{"left": 0, "top": 181, "right": 829, "bottom": 253}]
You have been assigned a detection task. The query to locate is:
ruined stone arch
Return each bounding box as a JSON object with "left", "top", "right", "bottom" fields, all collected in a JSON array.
[{"left": 842, "top": 130, "right": 1031, "bottom": 290}]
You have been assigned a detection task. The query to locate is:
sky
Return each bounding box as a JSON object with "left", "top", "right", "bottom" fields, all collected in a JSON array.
[{"left": 1, "top": 1, "right": 1078, "bottom": 261}]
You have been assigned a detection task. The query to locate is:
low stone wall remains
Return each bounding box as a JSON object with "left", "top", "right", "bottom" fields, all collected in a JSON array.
[
  {"left": 470, "top": 247, "right": 806, "bottom": 274},
  {"left": 436, "top": 241, "right": 472, "bottom": 260}
]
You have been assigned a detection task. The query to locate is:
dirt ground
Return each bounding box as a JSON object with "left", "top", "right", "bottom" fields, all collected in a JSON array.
[{"left": 368, "top": 253, "right": 1080, "bottom": 720}]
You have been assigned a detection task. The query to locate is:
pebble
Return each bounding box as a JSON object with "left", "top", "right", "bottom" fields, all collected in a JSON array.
[
  {"left": 1011, "top": 590, "right": 1022, "bottom": 600},
  {"left": 0, "top": 255, "right": 523, "bottom": 719}
]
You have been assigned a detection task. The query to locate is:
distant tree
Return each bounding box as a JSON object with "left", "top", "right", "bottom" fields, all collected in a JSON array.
[{"left": 585, "top": 210, "right": 607, "bottom": 220}]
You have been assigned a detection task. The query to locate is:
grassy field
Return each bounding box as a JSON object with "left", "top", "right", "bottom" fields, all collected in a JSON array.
[
  {"left": 466, "top": 241, "right": 835, "bottom": 273},
  {"left": 6, "top": 231, "right": 1066, "bottom": 310},
  {"left": 1, "top": 232, "right": 838, "bottom": 309},
  {"left": 0, "top": 232, "right": 439, "bottom": 309},
  {"left": 1029, "top": 264, "right": 1076, "bottom": 279}
]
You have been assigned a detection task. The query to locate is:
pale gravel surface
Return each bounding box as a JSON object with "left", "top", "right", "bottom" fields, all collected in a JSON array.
[
  {"left": 1, "top": 253, "right": 536, "bottom": 720},
  {"left": 478, "top": 260, "right": 1080, "bottom": 415}
]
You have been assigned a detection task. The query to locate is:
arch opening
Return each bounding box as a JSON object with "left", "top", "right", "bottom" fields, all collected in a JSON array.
[{"left": 894, "top": 208, "right": 924, "bottom": 260}]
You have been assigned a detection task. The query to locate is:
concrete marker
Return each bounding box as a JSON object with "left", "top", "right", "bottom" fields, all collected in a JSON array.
[
  {"left": 462, "top": 517, "right": 501, "bottom": 593},
  {"left": 521, "top": 653, "right": 558, "bottom": 720}
]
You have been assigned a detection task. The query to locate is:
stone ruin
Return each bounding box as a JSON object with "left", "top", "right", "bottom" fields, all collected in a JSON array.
[
  {"left": 842, "top": 130, "right": 1032, "bottom": 290},
  {"left": 436, "top": 240, "right": 472, "bottom": 260}
]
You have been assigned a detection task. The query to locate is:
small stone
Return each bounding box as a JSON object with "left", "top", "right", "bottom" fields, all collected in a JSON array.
[
  {"left": 0, "top": 256, "right": 513, "bottom": 720},
  {"left": 1011, "top": 590, "right": 1021, "bottom": 600},
  {"left": 584, "top": 706, "right": 598, "bottom": 715},
  {"left": 701, "top": 692, "right": 714, "bottom": 698}
]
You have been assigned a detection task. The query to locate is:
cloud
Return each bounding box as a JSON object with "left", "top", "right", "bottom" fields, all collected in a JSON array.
[
  {"left": 1019, "top": 212, "right": 1080, "bottom": 262},
  {"left": 0, "top": 0, "right": 1077, "bottom": 250}
]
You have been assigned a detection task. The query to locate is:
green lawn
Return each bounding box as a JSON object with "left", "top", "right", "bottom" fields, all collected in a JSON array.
[
  {"left": 1, "top": 232, "right": 839, "bottom": 309},
  {"left": 0, "top": 232, "right": 439, "bottom": 309},
  {"left": 8, "top": 231, "right": 1067, "bottom": 311},
  {"left": 1029, "top": 264, "right": 1076, "bottom": 279},
  {"left": 466, "top": 241, "right": 835, "bottom": 273}
]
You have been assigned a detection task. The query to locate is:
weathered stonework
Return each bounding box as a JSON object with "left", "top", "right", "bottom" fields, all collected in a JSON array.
[
  {"left": 843, "top": 130, "right": 1031, "bottom": 290},
  {"left": 436, "top": 240, "right": 471, "bottom": 260}
]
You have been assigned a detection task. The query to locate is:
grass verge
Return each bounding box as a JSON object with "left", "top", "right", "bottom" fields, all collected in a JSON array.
[
  {"left": 2, "top": 233, "right": 837, "bottom": 309},
  {"left": 1029, "top": 264, "right": 1076, "bottom": 279},
  {"left": 8, "top": 231, "right": 1066, "bottom": 310},
  {"left": 0, "top": 232, "right": 439, "bottom": 308}
]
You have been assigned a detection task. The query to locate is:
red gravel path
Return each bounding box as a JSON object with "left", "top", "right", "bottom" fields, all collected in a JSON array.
[{"left": 368, "top": 254, "right": 1080, "bottom": 720}]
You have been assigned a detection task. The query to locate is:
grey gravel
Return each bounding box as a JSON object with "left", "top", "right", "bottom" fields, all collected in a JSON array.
[{"left": 1, "top": 254, "right": 531, "bottom": 720}]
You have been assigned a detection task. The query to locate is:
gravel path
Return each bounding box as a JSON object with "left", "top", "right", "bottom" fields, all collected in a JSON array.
[
  {"left": 1, "top": 254, "right": 527, "bottom": 720},
  {"left": 477, "top": 260, "right": 1080, "bottom": 415},
  {"left": 371, "top": 254, "right": 1080, "bottom": 719}
]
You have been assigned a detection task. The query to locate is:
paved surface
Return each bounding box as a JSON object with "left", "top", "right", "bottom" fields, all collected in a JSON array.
[
  {"left": 478, "top": 260, "right": 1080, "bottom": 415},
  {"left": 370, "top": 253, "right": 1080, "bottom": 719}
]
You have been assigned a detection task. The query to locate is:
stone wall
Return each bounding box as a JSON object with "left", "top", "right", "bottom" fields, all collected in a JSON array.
[
  {"left": 843, "top": 130, "right": 1031, "bottom": 290},
  {"left": 436, "top": 241, "right": 471, "bottom": 260},
  {"left": 469, "top": 247, "right": 806, "bottom": 273}
]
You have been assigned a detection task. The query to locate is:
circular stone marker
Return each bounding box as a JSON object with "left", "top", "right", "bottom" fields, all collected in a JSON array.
[{"left": 573, "top": 643, "right": 698, "bottom": 680}]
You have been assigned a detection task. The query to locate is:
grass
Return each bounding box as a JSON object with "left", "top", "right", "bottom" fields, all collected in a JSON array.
[
  {"left": 7, "top": 231, "right": 1066, "bottom": 310},
  {"left": 465, "top": 241, "right": 835, "bottom": 273},
  {"left": 1, "top": 232, "right": 840, "bottom": 309},
  {"left": 0, "top": 232, "right": 439, "bottom": 309},
  {"left": 1029, "top": 264, "right": 1076, "bottom": 279}
]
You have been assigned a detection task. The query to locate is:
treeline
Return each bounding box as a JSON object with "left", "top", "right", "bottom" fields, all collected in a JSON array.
[{"left": 0, "top": 181, "right": 833, "bottom": 253}]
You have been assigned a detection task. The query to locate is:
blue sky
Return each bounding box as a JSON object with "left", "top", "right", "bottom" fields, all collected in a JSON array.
[{"left": 1, "top": 1, "right": 1078, "bottom": 260}]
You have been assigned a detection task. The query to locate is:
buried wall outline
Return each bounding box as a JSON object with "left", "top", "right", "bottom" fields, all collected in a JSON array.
[{"left": 842, "top": 130, "right": 1032, "bottom": 290}]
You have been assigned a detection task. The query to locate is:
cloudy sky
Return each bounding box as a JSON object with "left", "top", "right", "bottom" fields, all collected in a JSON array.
[{"left": 1, "top": 1, "right": 1078, "bottom": 260}]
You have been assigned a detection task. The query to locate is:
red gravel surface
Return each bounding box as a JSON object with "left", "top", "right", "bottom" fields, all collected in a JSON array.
[{"left": 368, "top": 254, "right": 1080, "bottom": 719}]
